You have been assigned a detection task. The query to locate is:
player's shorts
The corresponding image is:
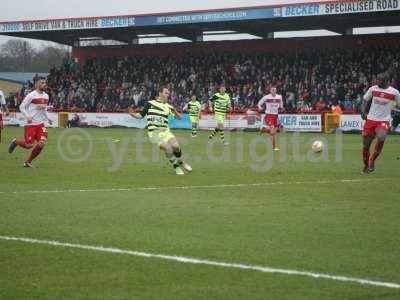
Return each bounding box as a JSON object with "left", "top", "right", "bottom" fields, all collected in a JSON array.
[
  {"left": 265, "top": 114, "right": 279, "bottom": 128},
  {"left": 215, "top": 113, "right": 226, "bottom": 125},
  {"left": 148, "top": 129, "right": 176, "bottom": 147},
  {"left": 24, "top": 123, "right": 48, "bottom": 144},
  {"left": 190, "top": 116, "right": 199, "bottom": 124},
  {"left": 362, "top": 119, "right": 390, "bottom": 138},
  {"left": 0, "top": 113, "right": 3, "bottom": 130}
]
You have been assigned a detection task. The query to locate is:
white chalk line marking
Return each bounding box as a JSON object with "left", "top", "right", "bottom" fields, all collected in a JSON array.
[
  {"left": 0, "top": 235, "right": 399, "bottom": 289},
  {"left": 0, "top": 178, "right": 390, "bottom": 195}
]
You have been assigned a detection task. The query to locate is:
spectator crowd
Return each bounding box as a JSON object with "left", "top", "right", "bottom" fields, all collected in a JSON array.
[{"left": 8, "top": 45, "right": 400, "bottom": 113}]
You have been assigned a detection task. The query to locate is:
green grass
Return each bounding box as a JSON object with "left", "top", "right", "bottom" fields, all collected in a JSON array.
[{"left": 1, "top": 127, "right": 400, "bottom": 299}]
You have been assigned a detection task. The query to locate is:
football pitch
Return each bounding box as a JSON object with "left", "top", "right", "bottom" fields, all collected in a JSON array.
[{"left": 0, "top": 127, "right": 399, "bottom": 300}]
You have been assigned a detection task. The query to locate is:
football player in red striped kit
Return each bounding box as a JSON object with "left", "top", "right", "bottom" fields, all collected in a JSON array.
[
  {"left": 361, "top": 72, "right": 400, "bottom": 173},
  {"left": 8, "top": 78, "right": 52, "bottom": 168},
  {"left": 257, "top": 86, "right": 284, "bottom": 151}
]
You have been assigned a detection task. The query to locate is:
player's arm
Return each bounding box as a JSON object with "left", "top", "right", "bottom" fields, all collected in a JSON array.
[
  {"left": 208, "top": 94, "right": 217, "bottom": 112},
  {"left": 257, "top": 97, "right": 265, "bottom": 112},
  {"left": 279, "top": 97, "right": 284, "bottom": 113},
  {"left": 129, "top": 103, "right": 149, "bottom": 119},
  {"left": 19, "top": 93, "right": 33, "bottom": 123},
  {"left": 361, "top": 87, "right": 373, "bottom": 120},
  {"left": 171, "top": 107, "right": 182, "bottom": 120},
  {"left": 394, "top": 91, "right": 400, "bottom": 110},
  {"left": 44, "top": 108, "right": 53, "bottom": 125}
]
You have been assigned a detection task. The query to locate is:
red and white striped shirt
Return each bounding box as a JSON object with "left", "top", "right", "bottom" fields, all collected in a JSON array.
[
  {"left": 19, "top": 90, "right": 49, "bottom": 126},
  {"left": 258, "top": 94, "right": 283, "bottom": 115},
  {"left": 364, "top": 85, "right": 400, "bottom": 122}
]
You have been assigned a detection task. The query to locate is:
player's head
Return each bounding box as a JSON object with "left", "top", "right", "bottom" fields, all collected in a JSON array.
[
  {"left": 219, "top": 84, "right": 226, "bottom": 94},
  {"left": 376, "top": 73, "right": 389, "bottom": 89},
  {"left": 35, "top": 78, "right": 47, "bottom": 92},
  {"left": 270, "top": 86, "right": 277, "bottom": 95},
  {"left": 190, "top": 94, "right": 197, "bottom": 101},
  {"left": 158, "top": 86, "right": 170, "bottom": 102}
]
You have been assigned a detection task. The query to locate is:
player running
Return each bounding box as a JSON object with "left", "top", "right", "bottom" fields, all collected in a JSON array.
[
  {"left": 208, "top": 84, "right": 231, "bottom": 146},
  {"left": 361, "top": 72, "right": 400, "bottom": 173},
  {"left": 130, "top": 86, "right": 192, "bottom": 176},
  {"left": 0, "top": 89, "right": 10, "bottom": 143},
  {"left": 8, "top": 78, "right": 52, "bottom": 168},
  {"left": 183, "top": 94, "right": 202, "bottom": 137},
  {"left": 257, "top": 86, "right": 283, "bottom": 151}
]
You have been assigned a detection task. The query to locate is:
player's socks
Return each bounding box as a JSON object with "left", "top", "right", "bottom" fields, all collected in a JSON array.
[
  {"left": 167, "top": 153, "right": 185, "bottom": 175},
  {"left": 362, "top": 166, "right": 369, "bottom": 174},
  {"left": 16, "top": 139, "right": 33, "bottom": 149},
  {"left": 26, "top": 145, "right": 43, "bottom": 163},
  {"left": 209, "top": 128, "right": 218, "bottom": 140},
  {"left": 8, "top": 138, "right": 22, "bottom": 154},
  {"left": 362, "top": 146, "right": 370, "bottom": 168},
  {"left": 369, "top": 140, "right": 385, "bottom": 167},
  {"left": 219, "top": 130, "right": 225, "bottom": 142},
  {"left": 192, "top": 127, "right": 197, "bottom": 137},
  {"left": 271, "top": 134, "right": 276, "bottom": 149},
  {"left": 173, "top": 149, "right": 192, "bottom": 172},
  {"left": 166, "top": 153, "right": 179, "bottom": 169},
  {"left": 173, "top": 149, "right": 183, "bottom": 164}
]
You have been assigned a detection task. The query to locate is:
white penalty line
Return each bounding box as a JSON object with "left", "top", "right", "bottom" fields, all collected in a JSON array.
[
  {"left": 0, "top": 178, "right": 390, "bottom": 195},
  {"left": 0, "top": 235, "right": 399, "bottom": 289}
]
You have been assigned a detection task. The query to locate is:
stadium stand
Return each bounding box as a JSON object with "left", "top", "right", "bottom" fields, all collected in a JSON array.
[{"left": 38, "top": 35, "right": 399, "bottom": 113}]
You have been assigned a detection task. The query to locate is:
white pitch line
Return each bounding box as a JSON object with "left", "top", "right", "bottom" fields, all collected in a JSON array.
[
  {"left": 0, "top": 178, "right": 389, "bottom": 195},
  {"left": 0, "top": 235, "right": 399, "bottom": 289}
]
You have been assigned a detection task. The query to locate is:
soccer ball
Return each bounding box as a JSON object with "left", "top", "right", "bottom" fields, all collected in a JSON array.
[{"left": 312, "top": 140, "right": 324, "bottom": 153}]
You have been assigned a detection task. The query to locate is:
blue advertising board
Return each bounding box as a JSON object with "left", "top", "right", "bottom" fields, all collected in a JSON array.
[
  {"left": 1, "top": 1, "right": 399, "bottom": 33},
  {"left": 0, "top": 7, "right": 277, "bottom": 33},
  {"left": 169, "top": 113, "right": 192, "bottom": 130}
]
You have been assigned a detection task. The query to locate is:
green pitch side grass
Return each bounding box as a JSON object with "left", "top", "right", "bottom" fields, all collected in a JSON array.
[{"left": 0, "top": 127, "right": 399, "bottom": 299}]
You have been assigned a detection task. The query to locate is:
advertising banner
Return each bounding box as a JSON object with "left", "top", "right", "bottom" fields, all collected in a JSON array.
[
  {"left": 69, "top": 113, "right": 147, "bottom": 128},
  {"left": 5, "top": 112, "right": 398, "bottom": 133},
  {"left": 199, "top": 114, "right": 248, "bottom": 130},
  {"left": 0, "top": 16, "right": 136, "bottom": 33},
  {"left": 281, "top": 0, "right": 400, "bottom": 17},
  {"left": 0, "top": 8, "right": 275, "bottom": 32},
  {"left": 339, "top": 114, "right": 400, "bottom": 133},
  {"left": 168, "top": 113, "right": 192, "bottom": 129},
  {"left": 278, "top": 114, "right": 322, "bottom": 132},
  {"left": 339, "top": 114, "right": 365, "bottom": 131},
  {"left": 1, "top": 1, "right": 399, "bottom": 33},
  {"left": 4, "top": 112, "right": 59, "bottom": 128}
]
